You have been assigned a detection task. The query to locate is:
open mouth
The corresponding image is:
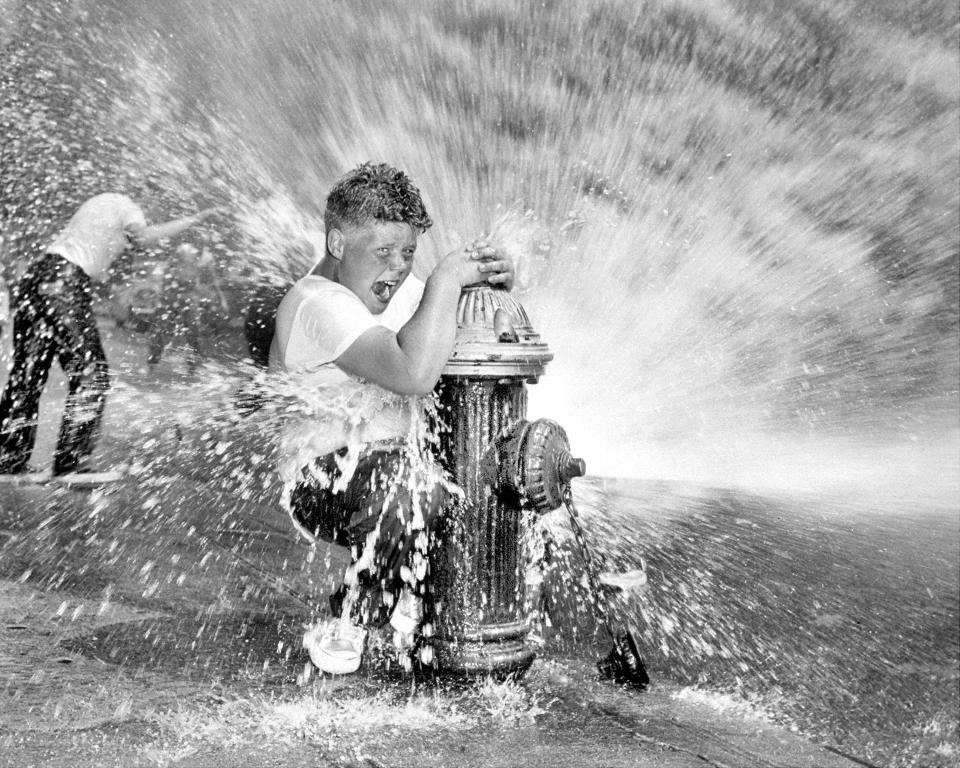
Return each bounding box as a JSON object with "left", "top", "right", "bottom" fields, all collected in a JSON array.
[{"left": 372, "top": 280, "right": 398, "bottom": 303}]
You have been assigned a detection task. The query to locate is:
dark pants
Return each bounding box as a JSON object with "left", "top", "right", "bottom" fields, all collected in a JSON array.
[
  {"left": 290, "top": 448, "right": 447, "bottom": 623},
  {"left": 0, "top": 254, "right": 109, "bottom": 474}
]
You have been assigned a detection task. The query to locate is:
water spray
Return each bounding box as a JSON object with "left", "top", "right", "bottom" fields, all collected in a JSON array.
[{"left": 561, "top": 485, "right": 649, "bottom": 689}]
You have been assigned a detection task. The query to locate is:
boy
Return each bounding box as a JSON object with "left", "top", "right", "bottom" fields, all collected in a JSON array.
[
  {"left": 270, "top": 162, "right": 513, "bottom": 674},
  {"left": 0, "top": 192, "right": 220, "bottom": 477}
]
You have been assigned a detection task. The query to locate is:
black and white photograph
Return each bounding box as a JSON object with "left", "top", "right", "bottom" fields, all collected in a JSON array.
[{"left": 0, "top": 2, "right": 957, "bottom": 766}]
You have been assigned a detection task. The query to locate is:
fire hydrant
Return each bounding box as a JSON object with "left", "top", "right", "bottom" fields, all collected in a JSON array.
[{"left": 430, "top": 286, "right": 585, "bottom": 675}]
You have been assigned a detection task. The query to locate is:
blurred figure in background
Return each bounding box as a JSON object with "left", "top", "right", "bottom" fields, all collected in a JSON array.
[
  {"left": 243, "top": 238, "right": 312, "bottom": 368},
  {"left": 243, "top": 281, "right": 289, "bottom": 369},
  {"left": 232, "top": 241, "right": 307, "bottom": 414},
  {"left": 147, "top": 242, "right": 229, "bottom": 372},
  {"left": 0, "top": 192, "right": 220, "bottom": 477}
]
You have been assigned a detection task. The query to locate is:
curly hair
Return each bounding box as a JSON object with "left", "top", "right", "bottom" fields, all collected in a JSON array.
[{"left": 324, "top": 162, "right": 433, "bottom": 233}]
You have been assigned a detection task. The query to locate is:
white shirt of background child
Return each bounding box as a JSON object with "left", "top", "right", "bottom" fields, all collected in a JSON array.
[{"left": 46, "top": 193, "right": 146, "bottom": 281}]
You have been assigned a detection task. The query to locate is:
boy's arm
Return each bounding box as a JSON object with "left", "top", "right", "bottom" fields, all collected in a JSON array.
[
  {"left": 335, "top": 245, "right": 513, "bottom": 395},
  {"left": 128, "top": 207, "right": 221, "bottom": 247}
]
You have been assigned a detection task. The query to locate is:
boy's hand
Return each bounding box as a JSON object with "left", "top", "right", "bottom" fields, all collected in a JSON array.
[
  {"left": 436, "top": 241, "right": 514, "bottom": 290},
  {"left": 469, "top": 240, "right": 514, "bottom": 290}
]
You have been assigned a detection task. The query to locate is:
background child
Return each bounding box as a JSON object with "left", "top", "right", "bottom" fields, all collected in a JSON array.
[{"left": 0, "top": 192, "right": 220, "bottom": 476}]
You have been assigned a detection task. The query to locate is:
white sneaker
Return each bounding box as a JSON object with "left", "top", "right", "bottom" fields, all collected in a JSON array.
[
  {"left": 303, "top": 619, "right": 367, "bottom": 675},
  {"left": 389, "top": 589, "right": 423, "bottom": 637}
]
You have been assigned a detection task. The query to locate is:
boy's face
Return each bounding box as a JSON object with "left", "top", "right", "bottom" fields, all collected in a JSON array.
[{"left": 334, "top": 220, "right": 418, "bottom": 314}]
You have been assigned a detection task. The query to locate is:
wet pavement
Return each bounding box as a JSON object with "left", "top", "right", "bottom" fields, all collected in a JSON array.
[{"left": 0, "top": 477, "right": 863, "bottom": 768}]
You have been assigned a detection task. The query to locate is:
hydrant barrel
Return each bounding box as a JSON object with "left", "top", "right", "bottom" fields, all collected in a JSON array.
[{"left": 430, "top": 286, "right": 554, "bottom": 675}]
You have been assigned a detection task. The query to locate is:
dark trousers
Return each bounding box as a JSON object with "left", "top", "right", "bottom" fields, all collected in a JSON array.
[
  {"left": 290, "top": 448, "right": 447, "bottom": 623},
  {"left": 0, "top": 254, "right": 110, "bottom": 474}
]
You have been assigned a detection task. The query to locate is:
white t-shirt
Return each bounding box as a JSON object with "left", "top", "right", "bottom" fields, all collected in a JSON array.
[
  {"left": 46, "top": 193, "right": 147, "bottom": 281},
  {"left": 269, "top": 273, "right": 426, "bottom": 483}
]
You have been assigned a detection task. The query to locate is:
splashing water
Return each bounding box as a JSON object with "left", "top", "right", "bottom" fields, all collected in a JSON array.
[{"left": 1, "top": 1, "right": 958, "bottom": 767}]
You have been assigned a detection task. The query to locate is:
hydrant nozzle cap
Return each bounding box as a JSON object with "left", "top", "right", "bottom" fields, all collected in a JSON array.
[
  {"left": 442, "top": 286, "right": 553, "bottom": 379},
  {"left": 558, "top": 451, "right": 587, "bottom": 485}
]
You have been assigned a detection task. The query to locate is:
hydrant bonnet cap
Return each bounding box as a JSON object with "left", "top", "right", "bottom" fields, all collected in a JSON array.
[{"left": 442, "top": 286, "right": 553, "bottom": 379}]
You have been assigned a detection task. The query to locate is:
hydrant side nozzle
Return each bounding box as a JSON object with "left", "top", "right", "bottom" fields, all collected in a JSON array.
[{"left": 489, "top": 418, "right": 585, "bottom": 514}]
